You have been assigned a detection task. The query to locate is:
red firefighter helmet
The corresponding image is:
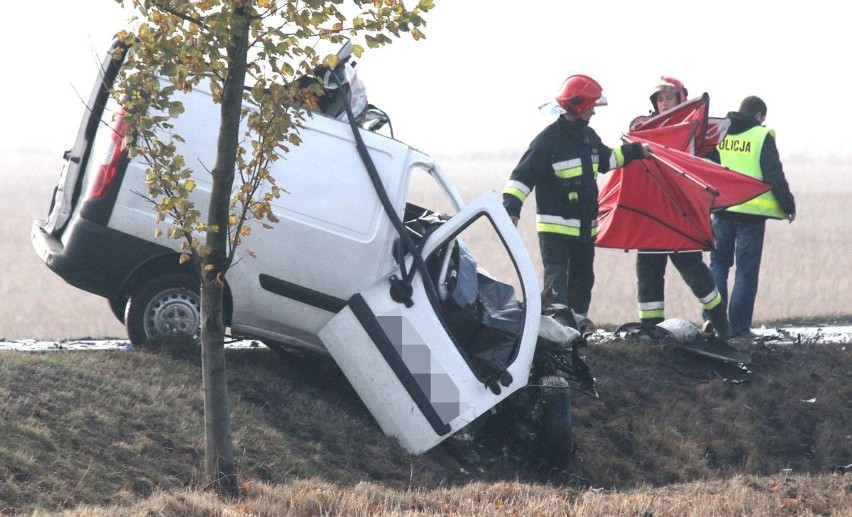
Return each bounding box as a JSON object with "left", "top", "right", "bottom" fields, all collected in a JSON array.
[
  {"left": 650, "top": 76, "right": 688, "bottom": 110},
  {"left": 555, "top": 74, "right": 608, "bottom": 116}
]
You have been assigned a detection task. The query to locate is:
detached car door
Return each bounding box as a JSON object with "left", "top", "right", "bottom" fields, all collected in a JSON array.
[{"left": 319, "top": 191, "right": 540, "bottom": 454}]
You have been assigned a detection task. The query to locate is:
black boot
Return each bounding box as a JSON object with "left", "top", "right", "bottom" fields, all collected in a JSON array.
[{"left": 707, "top": 305, "right": 731, "bottom": 341}]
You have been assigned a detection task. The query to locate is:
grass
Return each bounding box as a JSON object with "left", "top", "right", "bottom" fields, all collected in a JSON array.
[
  {"left": 2, "top": 333, "right": 850, "bottom": 516},
  {"left": 3, "top": 150, "right": 851, "bottom": 515}
]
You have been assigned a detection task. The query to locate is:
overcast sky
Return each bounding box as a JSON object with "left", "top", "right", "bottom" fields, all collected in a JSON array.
[{"left": 3, "top": 0, "right": 849, "bottom": 161}]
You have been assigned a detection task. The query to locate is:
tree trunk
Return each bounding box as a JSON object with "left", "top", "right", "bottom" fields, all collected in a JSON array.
[{"left": 200, "top": 3, "right": 250, "bottom": 498}]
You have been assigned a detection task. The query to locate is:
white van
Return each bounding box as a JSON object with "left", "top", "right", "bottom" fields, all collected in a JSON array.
[{"left": 31, "top": 40, "right": 551, "bottom": 454}]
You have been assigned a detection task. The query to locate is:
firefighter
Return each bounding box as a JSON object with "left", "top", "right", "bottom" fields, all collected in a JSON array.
[
  {"left": 503, "top": 74, "right": 652, "bottom": 332},
  {"left": 633, "top": 76, "right": 732, "bottom": 340}
]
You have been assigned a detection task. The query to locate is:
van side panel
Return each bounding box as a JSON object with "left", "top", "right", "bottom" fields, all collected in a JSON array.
[
  {"left": 103, "top": 85, "right": 414, "bottom": 345},
  {"left": 227, "top": 122, "right": 412, "bottom": 343}
]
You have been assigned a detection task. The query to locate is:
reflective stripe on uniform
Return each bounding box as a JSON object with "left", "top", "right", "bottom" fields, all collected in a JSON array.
[
  {"left": 639, "top": 309, "right": 665, "bottom": 320},
  {"left": 638, "top": 301, "right": 665, "bottom": 320},
  {"left": 553, "top": 158, "right": 583, "bottom": 179},
  {"left": 503, "top": 180, "right": 531, "bottom": 202},
  {"left": 612, "top": 146, "right": 626, "bottom": 168},
  {"left": 554, "top": 155, "right": 603, "bottom": 179},
  {"left": 536, "top": 214, "right": 598, "bottom": 236},
  {"left": 700, "top": 290, "right": 723, "bottom": 310}
]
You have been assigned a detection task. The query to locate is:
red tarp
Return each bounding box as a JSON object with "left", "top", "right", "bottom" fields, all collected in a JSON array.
[
  {"left": 629, "top": 121, "right": 701, "bottom": 153},
  {"left": 628, "top": 93, "right": 731, "bottom": 158},
  {"left": 597, "top": 152, "right": 717, "bottom": 251},
  {"left": 630, "top": 95, "right": 711, "bottom": 131},
  {"left": 701, "top": 117, "right": 732, "bottom": 158},
  {"left": 596, "top": 106, "right": 773, "bottom": 252},
  {"left": 634, "top": 138, "right": 773, "bottom": 211}
]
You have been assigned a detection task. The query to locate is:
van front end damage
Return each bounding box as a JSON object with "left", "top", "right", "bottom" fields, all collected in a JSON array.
[{"left": 320, "top": 192, "right": 541, "bottom": 454}]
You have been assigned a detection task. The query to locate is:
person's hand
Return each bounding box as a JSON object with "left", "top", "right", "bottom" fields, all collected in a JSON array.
[
  {"left": 641, "top": 143, "right": 654, "bottom": 158},
  {"left": 510, "top": 214, "right": 520, "bottom": 227},
  {"left": 787, "top": 212, "right": 796, "bottom": 223}
]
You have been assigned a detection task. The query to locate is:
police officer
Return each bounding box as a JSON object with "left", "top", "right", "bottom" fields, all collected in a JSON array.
[
  {"left": 503, "top": 74, "right": 652, "bottom": 331},
  {"left": 711, "top": 96, "right": 796, "bottom": 339}
]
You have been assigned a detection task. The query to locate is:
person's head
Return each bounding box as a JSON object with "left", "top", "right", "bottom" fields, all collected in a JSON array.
[
  {"left": 556, "top": 74, "right": 608, "bottom": 122},
  {"left": 650, "top": 76, "right": 688, "bottom": 113},
  {"left": 739, "top": 95, "right": 767, "bottom": 123}
]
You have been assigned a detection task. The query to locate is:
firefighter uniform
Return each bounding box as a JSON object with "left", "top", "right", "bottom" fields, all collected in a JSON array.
[
  {"left": 636, "top": 250, "right": 726, "bottom": 326},
  {"left": 632, "top": 76, "right": 730, "bottom": 338},
  {"left": 503, "top": 116, "right": 646, "bottom": 322}
]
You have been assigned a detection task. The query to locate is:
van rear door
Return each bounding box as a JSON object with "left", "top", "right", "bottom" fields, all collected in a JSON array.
[{"left": 41, "top": 41, "right": 126, "bottom": 236}]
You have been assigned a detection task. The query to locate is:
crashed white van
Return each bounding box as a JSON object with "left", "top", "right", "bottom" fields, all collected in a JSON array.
[{"left": 31, "top": 40, "right": 550, "bottom": 454}]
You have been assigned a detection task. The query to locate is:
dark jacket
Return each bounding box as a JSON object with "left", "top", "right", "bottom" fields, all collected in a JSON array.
[
  {"left": 717, "top": 111, "right": 796, "bottom": 222},
  {"left": 503, "top": 116, "right": 645, "bottom": 242}
]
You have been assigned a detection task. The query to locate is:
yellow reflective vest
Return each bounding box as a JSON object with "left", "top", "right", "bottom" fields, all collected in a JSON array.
[{"left": 717, "top": 126, "right": 787, "bottom": 219}]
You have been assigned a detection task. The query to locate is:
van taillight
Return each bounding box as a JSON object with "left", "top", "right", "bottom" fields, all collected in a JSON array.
[{"left": 88, "top": 111, "right": 130, "bottom": 199}]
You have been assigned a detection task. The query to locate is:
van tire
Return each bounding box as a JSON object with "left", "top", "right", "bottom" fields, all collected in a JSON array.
[
  {"left": 538, "top": 375, "right": 573, "bottom": 470},
  {"left": 126, "top": 272, "right": 201, "bottom": 347}
]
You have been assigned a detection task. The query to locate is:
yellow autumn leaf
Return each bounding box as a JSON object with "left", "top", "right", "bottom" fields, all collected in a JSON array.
[{"left": 322, "top": 54, "right": 340, "bottom": 69}]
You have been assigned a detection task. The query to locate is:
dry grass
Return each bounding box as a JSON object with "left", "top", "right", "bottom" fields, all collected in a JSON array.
[
  {"left": 2, "top": 336, "right": 850, "bottom": 515},
  {"left": 29, "top": 475, "right": 852, "bottom": 516}
]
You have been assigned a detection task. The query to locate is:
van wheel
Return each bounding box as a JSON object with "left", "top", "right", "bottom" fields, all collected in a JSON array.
[
  {"left": 538, "top": 375, "right": 573, "bottom": 470},
  {"left": 126, "top": 273, "right": 201, "bottom": 347},
  {"left": 108, "top": 295, "right": 128, "bottom": 324}
]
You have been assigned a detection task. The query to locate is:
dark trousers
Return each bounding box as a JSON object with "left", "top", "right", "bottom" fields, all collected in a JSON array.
[
  {"left": 539, "top": 232, "right": 595, "bottom": 315},
  {"left": 636, "top": 251, "right": 719, "bottom": 324},
  {"left": 709, "top": 216, "right": 766, "bottom": 336}
]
